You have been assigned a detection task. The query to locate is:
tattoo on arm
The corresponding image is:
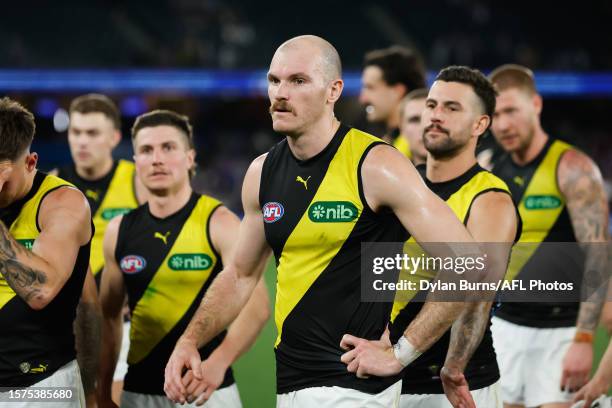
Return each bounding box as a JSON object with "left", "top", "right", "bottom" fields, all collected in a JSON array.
[
  {"left": 0, "top": 222, "right": 48, "bottom": 303},
  {"left": 445, "top": 302, "right": 491, "bottom": 371},
  {"left": 75, "top": 302, "right": 102, "bottom": 395},
  {"left": 560, "top": 151, "right": 610, "bottom": 332}
]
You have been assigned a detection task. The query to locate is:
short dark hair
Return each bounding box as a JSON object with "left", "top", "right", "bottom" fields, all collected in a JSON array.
[
  {"left": 364, "top": 46, "right": 426, "bottom": 94},
  {"left": 0, "top": 97, "right": 36, "bottom": 161},
  {"left": 69, "top": 93, "right": 121, "bottom": 130},
  {"left": 489, "top": 64, "right": 537, "bottom": 95},
  {"left": 131, "top": 109, "right": 194, "bottom": 150},
  {"left": 435, "top": 66, "right": 497, "bottom": 120}
]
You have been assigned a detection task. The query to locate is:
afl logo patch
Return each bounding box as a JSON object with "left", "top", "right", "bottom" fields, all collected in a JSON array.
[
  {"left": 262, "top": 202, "right": 284, "bottom": 223},
  {"left": 120, "top": 255, "right": 147, "bottom": 274}
]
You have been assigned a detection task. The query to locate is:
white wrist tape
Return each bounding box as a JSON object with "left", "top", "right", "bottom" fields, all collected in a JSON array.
[{"left": 393, "top": 336, "right": 422, "bottom": 367}]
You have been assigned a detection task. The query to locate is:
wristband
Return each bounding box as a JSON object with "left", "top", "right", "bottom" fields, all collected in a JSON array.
[
  {"left": 574, "top": 330, "right": 594, "bottom": 343},
  {"left": 393, "top": 336, "right": 422, "bottom": 367}
]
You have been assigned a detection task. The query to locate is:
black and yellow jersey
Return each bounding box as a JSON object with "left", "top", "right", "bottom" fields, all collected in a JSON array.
[
  {"left": 389, "top": 164, "right": 513, "bottom": 394},
  {"left": 115, "top": 192, "right": 233, "bottom": 395},
  {"left": 260, "top": 125, "right": 409, "bottom": 394},
  {"left": 59, "top": 159, "right": 138, "bottom": 281},
  {"left": 0, "top": 172, "right": 91, "bottom": 387},
  {"left": 493, "top": 138, "right": 581, "bottom": 327}
]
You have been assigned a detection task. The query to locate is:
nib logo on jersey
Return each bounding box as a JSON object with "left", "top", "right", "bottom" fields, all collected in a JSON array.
[
  {"left": 101, "top": 208, "right": 133, "bottom": 220},
  {"left": 262, "top": 202, "right": 284, "bottom": 223},
  {"left": 524, "top": 195, "right": 562, "bottom": 210},
  {"left": 168, "top": 254, "right": 213, "bottom": 271},
  {"left": 308, "top": 201, "right": 359, "bottom": 223}
]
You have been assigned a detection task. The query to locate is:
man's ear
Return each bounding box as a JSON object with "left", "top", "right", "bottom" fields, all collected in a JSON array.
[
  {"left": 25, "top": 152, "right": 38, "bottom": 172},
  {"left": 328, "top": 79, "right": 344, "bottom": 104},
  {"left": 473, "top": 115, "right": 491, "bottom": 138}
]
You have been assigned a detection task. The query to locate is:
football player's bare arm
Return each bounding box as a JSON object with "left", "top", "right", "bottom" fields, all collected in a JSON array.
[
  {"left": 96, "top": 216, "right": 126, "bottom": 407},
  {"left": 205, "top": 206, "right": 270, "bottom": 367},
  {"left": 558, "top": 149, "right": 610, "bottom": 392},
  {"left": 164, "top": 154, "right": 271, "bottom": 403},
  {"left": 363, "top": 144, "right": 475, "bottom": 351},
  {"left": 340, "top": 145, "right": 479, "bottom": 378},
  {"left": 181, "top": 206, "right": 271, "bottom": 405},
  {"left": 0, "top": 185, "right": 91, "bottom": 309},
  {"left": 441, "top": 192, "right": 517, "bottom": 407},
  {"left": 75, "top": 268, "right": 102, "bottom": 403}
]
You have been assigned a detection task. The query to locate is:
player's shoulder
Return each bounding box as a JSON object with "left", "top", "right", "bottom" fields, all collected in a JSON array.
[
  {"left": 246, "top": 152, "right": 269, "bottom": 181},
  {"left": 558, "top": 146, "right": 598, "bottom": 173},
  {"left": 471, "top": 167, "right": 511, "bottom": 192},
  {"left": 40, "top": 174, "right": 88, "bottom": 214}
]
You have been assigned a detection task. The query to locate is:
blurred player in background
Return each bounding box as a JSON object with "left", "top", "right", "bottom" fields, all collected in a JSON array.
[
  {"left": 98, "top": 110, "right": 269, "bottom": 407},
  {"left": 398, "top": 88, "right": 428, "bottom": 166},
  {"left": 490, "top": 64, "right": 610, "bottom": 408},
  {"left": 57, "top": 94, "right": 146, "bottom": 282},
  {"left": 54, "top": 93, "right": 147, "bottom": 404},
  {"left": 165, "top": 35, "right": 487, "bottom": 408},
  {"left": 359, "top": 45, "right": 427, "bottom": 158},
  {"left": 0, "top": 97, "right": 95, "bottom": 407}
]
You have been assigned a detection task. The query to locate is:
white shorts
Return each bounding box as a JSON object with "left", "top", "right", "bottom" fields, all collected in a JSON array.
[
  {"left": 276, "top": 380, "right": 402, "bottom": 408},
  {"left": 399, "top": 381, "right": 502, "bottom": 408},
  {"left": 491, "top": 316, "right": 575, "bottom": 407},
  {"left": 113, "top": 320, "right": 130, "bottom": 381},
  {"left": 0, "top": 359, "right": 86, "bottom": 408},
  {"left": 121, "top": 383, "right": 241, "bottom": 408}
]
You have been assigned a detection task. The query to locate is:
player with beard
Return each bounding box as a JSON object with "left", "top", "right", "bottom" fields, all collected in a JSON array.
[
  {"left": 345, "top": 66, "right": 519, "bottom": 408},
  {"left": 490, "top": 64, "right": 609, "bottom": 408},
  {"left": 164, "top": 36, "right": 486, "bottom": 407}
]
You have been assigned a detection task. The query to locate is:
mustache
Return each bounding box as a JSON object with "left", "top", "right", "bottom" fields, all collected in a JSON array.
[
  {"left": 269, "top": 101, "right": 294, "bottom": 114},
  {"left": 424, "top": 123, "right": 450, "bottom": 136}
]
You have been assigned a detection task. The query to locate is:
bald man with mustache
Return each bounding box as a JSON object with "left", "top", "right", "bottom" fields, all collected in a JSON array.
[{"left": 164, "top": 35, "right": 484, "bottom": 408}]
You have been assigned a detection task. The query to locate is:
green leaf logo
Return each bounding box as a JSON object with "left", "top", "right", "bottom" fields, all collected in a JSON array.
[
  {"left": 168, "top": 254, "right": 213, "bottom": 271},
  {"left": 308, "top": 201, "right": 359, "bottom": 223}
]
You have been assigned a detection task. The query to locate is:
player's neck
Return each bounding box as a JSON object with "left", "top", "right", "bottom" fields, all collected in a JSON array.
[
  {"left": 426, "top": 147, "right": 477, "bottom": 183},
  {"left": 511, "top": 128, "right": 548, "bottom": 166},
  {"left": 286, "top": 116, "right": 340, "bottom": 161},
  {"left": 13, "top": 170, "right": 37, "bottom": 204},
  {"left": 147, "top": 182, "right": 193, "bottom": 218},
  {"left": 75, "top": 157, "right": 114, "bottom": 181}
]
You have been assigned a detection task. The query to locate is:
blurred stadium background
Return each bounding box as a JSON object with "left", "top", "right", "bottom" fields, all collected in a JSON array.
[{"left": 1, "top": 0, "right": 610, "bottom": 406}]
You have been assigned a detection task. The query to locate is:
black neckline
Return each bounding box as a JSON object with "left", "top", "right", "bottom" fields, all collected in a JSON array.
[
  {"left": 509, "top": 137, "right": 554, "bottom": 169},
  {"left": 71, "top": 160, "right": 119, "bottom": 184},
  {"left": 425, "top": 163, "right": 483, "bottom": 189},
  {"left": 286, "top": 124, "right": 348, "bottom": 167},
  {"left": 145, "top": 191, "right": 199, "bottom": 222}
]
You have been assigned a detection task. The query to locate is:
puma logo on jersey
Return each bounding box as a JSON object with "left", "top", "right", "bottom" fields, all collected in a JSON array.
[
  {"left": 513, "top": 176, "right": 525, "bottom": 187},
  {"left": 154, "top": 231, "right": 170, "bottom": 245},
  {"left": 29, "top": 364, "right": 48, "bottom": 374},
  {"left": 85, "top": 189, "right": 100, "bottom": 201},
  {"left": 296, "top": 176, "right": 311, "bottom": 190}
]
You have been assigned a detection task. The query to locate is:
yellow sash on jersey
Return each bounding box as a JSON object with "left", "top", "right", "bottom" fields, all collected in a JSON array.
[
  {"left": 0, "top": 174, "right": 73, "bottom": 309},
  {"left": 393, "top": 134, "right": 412, "bottom": 159},
  {"left": 390, "top": 170, "right": 511, "bottom": 322},
  {"left": 274, "top": 129, "right": 381, "bottom": 347},
  {"left": 505, "top": 140, "right": 571, "bottom": 281},
  {"left": 128, "top": 196, "right": 221, "bottom": 364},
  {"left": 90, "top": 160, "right": 138, "bottom": 276}
]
